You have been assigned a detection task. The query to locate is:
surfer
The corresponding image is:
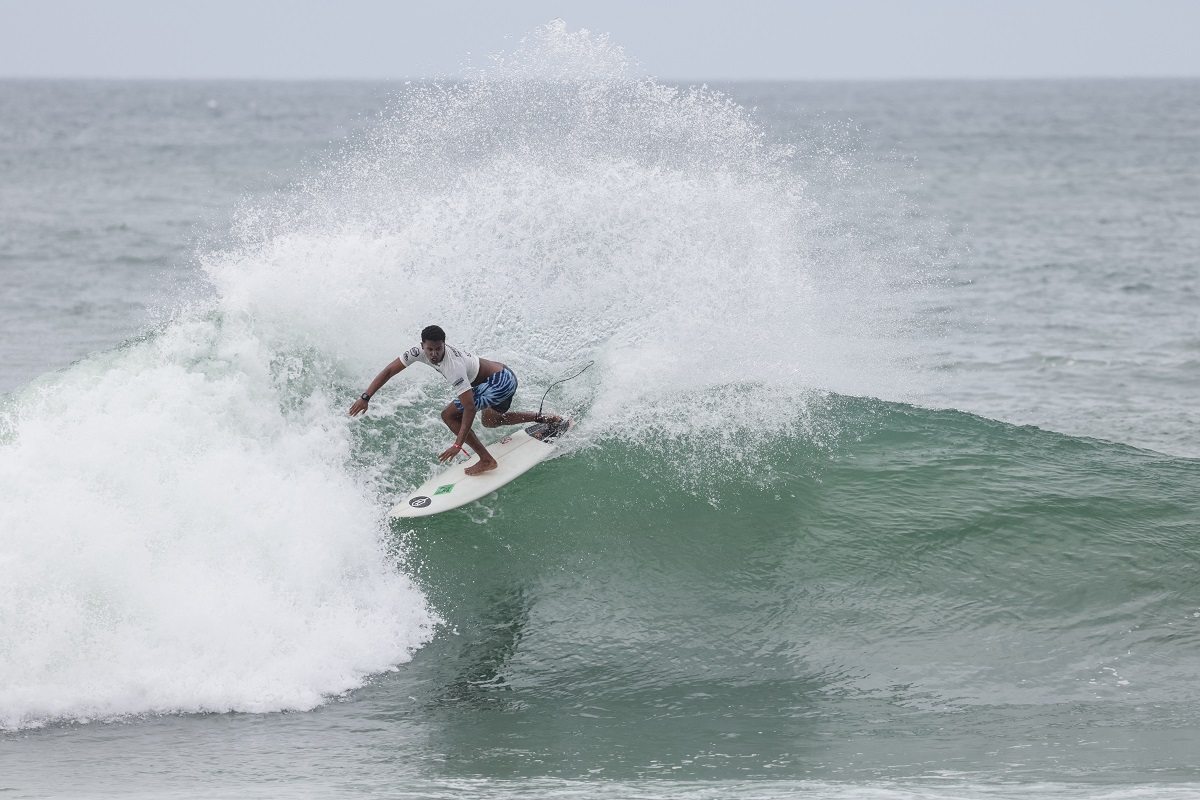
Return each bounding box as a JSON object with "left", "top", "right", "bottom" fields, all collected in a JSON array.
[{"left": 348, "top": 325, "right": 561, "bottom": 476}]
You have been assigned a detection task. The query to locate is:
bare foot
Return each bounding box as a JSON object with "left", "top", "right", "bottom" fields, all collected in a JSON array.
[{"left": 465, "top": 458, "right": 499, "bottom": 476}]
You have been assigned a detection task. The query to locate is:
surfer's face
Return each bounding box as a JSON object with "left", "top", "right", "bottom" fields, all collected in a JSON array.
[{"left": 422, "top": 339, "right": 445, "bottom": 365}]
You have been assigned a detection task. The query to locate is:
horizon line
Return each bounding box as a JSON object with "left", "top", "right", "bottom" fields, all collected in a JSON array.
[{"left": 3, "top": 73, "right": 1199, "bottom": 84}]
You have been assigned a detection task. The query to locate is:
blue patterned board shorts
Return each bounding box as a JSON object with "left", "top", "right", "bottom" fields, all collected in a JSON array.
[{"left": 452, "top": 367, "right": 518, "bottom": 413}]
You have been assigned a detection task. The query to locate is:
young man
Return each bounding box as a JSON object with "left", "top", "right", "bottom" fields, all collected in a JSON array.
[{"left": 348, "top": 325, "right": 561, "bottom": 476}]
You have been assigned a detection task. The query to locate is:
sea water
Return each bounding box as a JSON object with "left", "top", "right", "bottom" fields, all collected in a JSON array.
[{"left": 2, "top": 22, "right": 1199, "bottom": 799}]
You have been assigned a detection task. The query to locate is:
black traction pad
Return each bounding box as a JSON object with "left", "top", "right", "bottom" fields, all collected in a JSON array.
[{"left": 524, "top": 419, "right": 572, "bottom": 441}]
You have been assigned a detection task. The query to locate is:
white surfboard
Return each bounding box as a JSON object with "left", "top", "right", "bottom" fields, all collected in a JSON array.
[{"left": 389, "top": 420, "right": 571, "bottom": 519}]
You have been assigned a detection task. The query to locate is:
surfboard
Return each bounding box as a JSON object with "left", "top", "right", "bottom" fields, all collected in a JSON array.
[{"left": 389, "top": 420, "right": 572, "bottom": 519}]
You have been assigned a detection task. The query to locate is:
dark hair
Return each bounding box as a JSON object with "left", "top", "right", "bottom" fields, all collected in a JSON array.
[{"left": 420, "top": 325, "right": 446, "bottom": 342}]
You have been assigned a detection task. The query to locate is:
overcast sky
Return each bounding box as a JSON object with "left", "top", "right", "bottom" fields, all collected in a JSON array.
[{"left": 2, "top": 0, "right": 1198, "bottom": 81}]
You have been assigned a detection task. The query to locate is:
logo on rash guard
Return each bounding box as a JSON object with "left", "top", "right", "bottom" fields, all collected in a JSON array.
[{"left": 408, "top": 347, "right": 420, "bottom": 358}]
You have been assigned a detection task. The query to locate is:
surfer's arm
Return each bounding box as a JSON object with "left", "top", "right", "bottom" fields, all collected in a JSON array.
[
  {"left": 438, "top": 388, "right": 477, "bottom": 462},
  {"left": 455, "top": 390, "right": 477, "bottom": 449},
  {"left": 348, "top": 358, "right": 406, "bottom": 416}
]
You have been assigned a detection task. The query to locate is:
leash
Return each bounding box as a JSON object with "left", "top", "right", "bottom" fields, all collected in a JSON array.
[{"left": 537, "top": 361, "right": 594, "bottom": 421}]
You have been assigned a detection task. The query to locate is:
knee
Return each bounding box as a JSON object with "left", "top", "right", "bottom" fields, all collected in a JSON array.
[{"left": 441, "top": 406, "right": 459, "bottom": 424}]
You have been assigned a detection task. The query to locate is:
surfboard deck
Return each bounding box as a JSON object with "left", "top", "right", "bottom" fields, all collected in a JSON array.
[{"left": 389, "top": 420, "right": 571, "bottom": 519}]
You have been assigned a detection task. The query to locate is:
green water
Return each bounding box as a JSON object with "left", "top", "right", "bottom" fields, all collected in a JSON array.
[{"left": 375, "top": 398, "right": 1200, "bottom": 782}]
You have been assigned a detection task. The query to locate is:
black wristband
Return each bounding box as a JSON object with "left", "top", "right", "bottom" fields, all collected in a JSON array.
[{"left": 360, "top": 392, "right": 371, "bottom": 401}]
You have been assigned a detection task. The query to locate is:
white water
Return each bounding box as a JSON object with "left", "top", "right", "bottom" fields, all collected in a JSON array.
[
  {"left": 0, "top": 316, "right": 435, "bottom": 730},
  {"left": 214, "top": 22, "right": 937, "bottom": 441}
]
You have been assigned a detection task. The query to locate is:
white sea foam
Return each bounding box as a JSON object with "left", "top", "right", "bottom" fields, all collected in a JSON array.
[
  {"left": 213, "top": 23, "right": 937, "bottom": 456},
  {"left": 0, "top": 316, "right": 436, "bottom": 730}
]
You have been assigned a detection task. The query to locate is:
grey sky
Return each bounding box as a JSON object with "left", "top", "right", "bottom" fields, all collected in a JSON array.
[{"left": 2, "top": 0, "right": 1198, "bottom": 81}]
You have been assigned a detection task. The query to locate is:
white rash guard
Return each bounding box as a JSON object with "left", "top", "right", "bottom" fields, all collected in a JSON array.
[{"left": 400, "top": 343, "right": 480, "bottom": 397}]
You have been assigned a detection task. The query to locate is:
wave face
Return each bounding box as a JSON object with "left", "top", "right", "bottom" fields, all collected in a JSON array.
[
  {"left": 379, "top": 398, "right": 1199, "bottom": 781},
  {"left": 3, "top": 20, "right": 1199, "bottom": 792}
]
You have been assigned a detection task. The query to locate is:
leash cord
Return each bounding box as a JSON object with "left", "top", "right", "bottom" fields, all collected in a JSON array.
[{"left": 537, "top": 361, "right": 594, "bottom": 420}]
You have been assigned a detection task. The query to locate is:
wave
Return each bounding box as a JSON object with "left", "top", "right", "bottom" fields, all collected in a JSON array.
[
  {"left": 400, "top": 398, "right": 1200, "bottom": 724},
  {"left": 7, "top": 22, "right": 1186, "bottom": 737}
]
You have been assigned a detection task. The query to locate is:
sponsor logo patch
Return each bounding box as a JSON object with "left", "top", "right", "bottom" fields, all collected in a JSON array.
[
  {"left": 499, "top": 437, "right": 512, "bottom": 444},
  {"left": 434, "top": 483, "right": 455, "bottom": 495},
  {"left": 408, "top": 495, "right": 432, "bottom": 508}
]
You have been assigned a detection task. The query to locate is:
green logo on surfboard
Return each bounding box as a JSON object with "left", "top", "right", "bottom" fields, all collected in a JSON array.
[{"left": 434, "top": 483, "right": 455, "bottom": 495}]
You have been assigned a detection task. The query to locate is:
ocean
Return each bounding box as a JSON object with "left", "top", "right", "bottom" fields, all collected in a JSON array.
[{"left": 2, "top": 24, "right": 1199, "bottom": 799}]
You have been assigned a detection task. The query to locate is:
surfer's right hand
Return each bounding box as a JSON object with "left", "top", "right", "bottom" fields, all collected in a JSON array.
[
  {"left": 349, "top": 398, "right": 369, "bottom": 417},
  {"left": 438, "top": 443, "right": 465, "bottom": 463}
]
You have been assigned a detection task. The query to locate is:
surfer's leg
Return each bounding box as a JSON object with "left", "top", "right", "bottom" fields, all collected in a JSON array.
[
  {"left": 472, "top": 367, "right": 561, "bottom": 428},
  {"left": 461, "top": 429, "right": 493, "bottom": 469},
  {"left": 460, "top": 424, "right": 497, "bottom": 475},
  {"left": 481, "top": 408, "right": 561, "bottom": 427},
  {"left": 480, "top": 371, "right": 558, "bottom": 426},
  {"left": 439, "top": 402, "right": 463, "bottom": 433},
  {"left": 443, "top": 402, "right": 497, "bottom": 475}
]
